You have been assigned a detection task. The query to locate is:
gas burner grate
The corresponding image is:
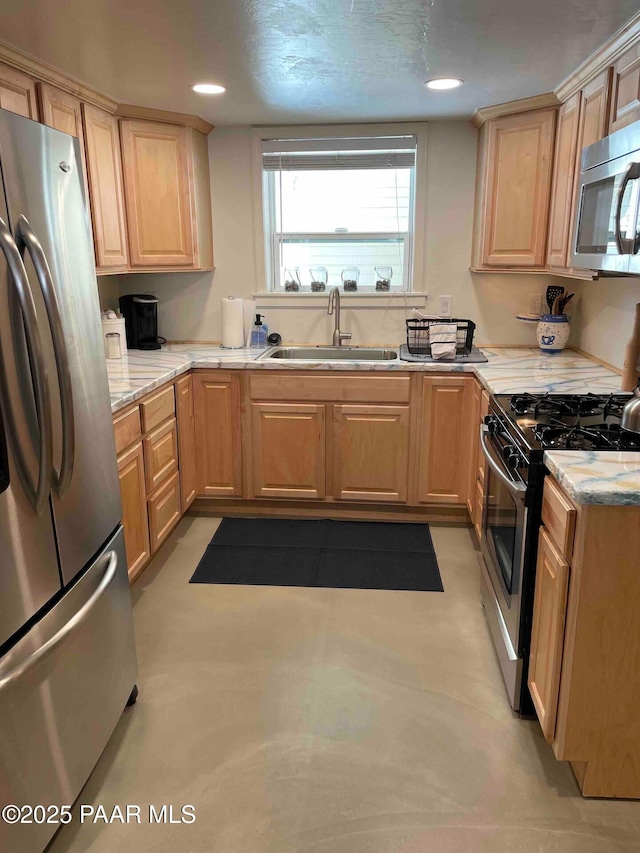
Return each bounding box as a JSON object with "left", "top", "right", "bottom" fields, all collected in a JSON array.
[
  {"left": 535, "top": 422, "right": 640, "bottom": 451},
  {"left": 511, "top": 393, "right": 624, "bottom": 420}
]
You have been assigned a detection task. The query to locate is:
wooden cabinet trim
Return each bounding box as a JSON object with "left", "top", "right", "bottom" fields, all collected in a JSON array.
[{"left": 176, "top": 374, "right": 197, "bottom": 512}]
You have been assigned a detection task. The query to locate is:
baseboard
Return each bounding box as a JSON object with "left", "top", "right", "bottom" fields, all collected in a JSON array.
[{"left": 189, "top": 497, "right": 471, "bottom": 525}]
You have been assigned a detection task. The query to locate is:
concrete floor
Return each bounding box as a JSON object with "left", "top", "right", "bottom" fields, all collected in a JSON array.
[{"left": 49, "top": 517, "right": 640, "bottom": 852}]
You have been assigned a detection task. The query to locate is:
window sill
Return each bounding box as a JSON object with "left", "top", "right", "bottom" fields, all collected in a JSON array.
[{"left": 253, "top": 292, "right": 428, "bottom": 309}]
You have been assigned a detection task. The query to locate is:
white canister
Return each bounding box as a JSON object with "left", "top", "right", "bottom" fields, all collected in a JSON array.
[
  {"left": 101, "top": 314, "right": 127, "bottom": 358},
  {"left": 536, "top": 314, "right": 570, "bottom": 353}
]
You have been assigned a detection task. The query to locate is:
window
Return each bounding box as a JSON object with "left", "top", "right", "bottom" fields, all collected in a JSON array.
[{"left": 261, "top": 136, "right": 417, "bottom": 292}]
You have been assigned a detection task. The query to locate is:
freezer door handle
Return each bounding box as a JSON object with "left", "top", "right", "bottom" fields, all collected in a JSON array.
[
  {"left": 16, "top": 214, "right": 75, "bottom": 498},
  {"left": 0, "top": 217, "right": 53, "bottom": 515},
  {"left": 0, "top": 548, "right": 119, "bottom": 692}
]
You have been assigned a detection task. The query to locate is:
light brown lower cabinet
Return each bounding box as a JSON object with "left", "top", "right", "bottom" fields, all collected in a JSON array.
[
  {"left": 419, "top": 376, "right": 472, "bottom": 504},
  {"left": 333, "top": 404, "right": 410, "bottom": 502},
  {"left": 193, "top": 372, "right": 242, "bottom": 496},
  {"left": 117, "top": 441, "right": 151, "bottom": 580},
  {"left": 529, "top": 476, "right": 640, "bottom": 799},
  {"left": 250, "top": 403, "right": 326, "bottom": 499},
  {"left": 176, "top": 374, "right": 197, "bottom": 512},
  {"left": 528, "top": 526, "right": 570, "bottom": 743},
  {"left": 148, "top": 470, "right": 181, "bottom": 553}
]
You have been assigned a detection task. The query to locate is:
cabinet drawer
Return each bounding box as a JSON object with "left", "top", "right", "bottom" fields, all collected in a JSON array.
[
  {"left": 541, "top": 477, "right": 576, "bottom": 561},
  {"left": 140, "top": 384, "right": 176, "bottom": 433},
  {"left": 113, "top": 406, "right": 141, "bottom": 455},
  {"left": 148, "top": 470, "right": 181, "bottom": 553},
  {"left": 249, "top": 373, "right": 411, "bottom": 403},
  {"left": 143, "top": 417, "right": 179, "bottom": 493}
]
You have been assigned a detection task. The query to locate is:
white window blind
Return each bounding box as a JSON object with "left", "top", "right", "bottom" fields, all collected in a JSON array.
[{"left": 262, "top": 136, "right": 416, "bottom": 292}]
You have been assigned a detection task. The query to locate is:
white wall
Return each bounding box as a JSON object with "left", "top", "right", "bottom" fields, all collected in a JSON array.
[
  {"left": 570, "top": 277, "right": 640, "bottom": 369},
  {"left": 104, "top": 121, "right": 561, "bottom": 347}
]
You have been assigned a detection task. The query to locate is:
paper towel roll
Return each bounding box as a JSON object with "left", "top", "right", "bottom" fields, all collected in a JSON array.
[{"left": 221, "top": 297, "right": 245, "bottom": 348}]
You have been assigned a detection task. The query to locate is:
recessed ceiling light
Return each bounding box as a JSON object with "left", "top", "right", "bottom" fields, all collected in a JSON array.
[
  {"left": 192, "top": 83, "right": 226, "bottom": 95},
  {"left": 424, "top": 77, "right": 465, "bottom": 91}
]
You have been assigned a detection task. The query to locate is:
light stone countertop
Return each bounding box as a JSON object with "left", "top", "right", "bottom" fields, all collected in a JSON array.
[
  {"left": 543, "top": 451, "right": 640, "bottom": 506},
  {"left": 107, "top": 344, "right": 625, "bottom": 413},
  {"left": 107, "top": 343, "right": 639, "bottom": 506}
]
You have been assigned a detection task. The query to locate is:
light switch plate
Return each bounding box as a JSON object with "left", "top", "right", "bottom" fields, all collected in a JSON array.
[{"left": 438, "top": 295, "right": 452, "bottom": 317}]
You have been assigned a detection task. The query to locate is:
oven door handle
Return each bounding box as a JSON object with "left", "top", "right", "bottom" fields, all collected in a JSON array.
[{"left": 480, "top": 424, "right": 526, "bottom": 497}]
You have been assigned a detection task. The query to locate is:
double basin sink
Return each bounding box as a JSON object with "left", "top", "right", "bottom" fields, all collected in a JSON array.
[{"left": 258, "top": 346, "right": 399, "bottom": 362}]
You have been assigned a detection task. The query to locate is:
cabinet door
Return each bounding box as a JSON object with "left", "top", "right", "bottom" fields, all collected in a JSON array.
[
  {"left": 120, "top": 119, "right": 195, "bottom": 267},
  {"left": 480, "top": 109, "right": 556, "bottom": 267},
  {"left": 148, "top": 470, "right": 181, "bottom": 554},
  {"left": 333, "top": 405, "right": 409, "bottom": 503},
  {"left": 546, "top": 93, "right": 581, "bottom": 268},
  {"left": 193, "top": 373, "right": 242, "bottom": 496},
  {"left": 579, "top": 69, "right": 611, "bottom": 150},
  {"left": 610, "top": 43, "right": 640, "bottom": 133},
  {"left": 528, "top": 527, "right": 570, "bottom": 744},
  {"left": 0, "top": 61, "right": 38, "bottom": 119},
  {"left": 82, "top": 103, "right": 130, "bottom": 270},
  {"left": 251, "top": 403, "right": 325, "bottom": 499},
  {"left": 38, "top": 83, "right": 84, "bottom": 139},
  {"left": 176, "top": 374, "right": 197, "bottom": 511},
  {"left": 419, "top": 377, "right": 471, "bottom": 504},
  {"left": 117, "top": 441, "right": 150, "bottom": 580},
  {"left": 466, "top": 379, "right": 482, "bottom": 518},
  {"left": 143, "top": 417, "right": 179, "bottom": 494}
]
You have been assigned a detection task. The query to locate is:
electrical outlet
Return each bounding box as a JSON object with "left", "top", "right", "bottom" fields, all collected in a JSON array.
[
  {"left": 529, "top": 293, "right": 542, "bottom": 316},
  {"left": 438, "top": 295, "right": 452, "bottom": 317}
]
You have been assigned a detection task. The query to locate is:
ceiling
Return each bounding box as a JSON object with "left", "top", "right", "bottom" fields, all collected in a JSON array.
[{"left": 2, "top": 0, "right": 639, "bottom": 125}]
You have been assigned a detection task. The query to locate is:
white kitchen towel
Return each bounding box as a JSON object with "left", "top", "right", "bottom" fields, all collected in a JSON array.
[{"left": 430, "top": 323, "right": 457, "bottom": 360}]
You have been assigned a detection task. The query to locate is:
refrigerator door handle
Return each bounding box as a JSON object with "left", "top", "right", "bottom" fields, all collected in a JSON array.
[
  {"left": 16, "top": 214, "right": 75, "bottom": 498},
  {"left": 0, "top": 217, "right": 53, "bottom": 515},
  {"left": 0, "top": 548, "right": 118, "bottom": 691}
]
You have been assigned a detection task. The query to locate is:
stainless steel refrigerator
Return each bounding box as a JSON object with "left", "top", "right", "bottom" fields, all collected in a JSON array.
[{"left": 0, "top": 109, "right": 137, "bottom": 853}]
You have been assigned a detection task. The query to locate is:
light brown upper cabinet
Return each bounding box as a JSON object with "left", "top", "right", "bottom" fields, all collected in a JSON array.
[
  {"left": 610, "top": 42, "right": 640, "bottom": 133},
  {"left": 546, "top": 94, "right": 581, "bottom": 268},
  {"left": 120, "top": 119, "right": 213, "bottom": 269},
  {"left": 418, "top": 376, "right": 472, "bottom": 505},
  {"left": 38, "top": 83, "right": 84, "bottom": 139},
  {"left": 0, "top": 61, "right": 38, "bottom": 120},
  {"left": 82, "top": 104, "right": 130, "bottom": 271},
  {"left": 472, "top": 108, "right": 557, "bottom": 269}
]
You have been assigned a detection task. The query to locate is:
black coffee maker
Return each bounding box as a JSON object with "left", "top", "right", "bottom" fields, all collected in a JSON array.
[{"left": 119, "top": 294, "right": 163, "bottom": 350}]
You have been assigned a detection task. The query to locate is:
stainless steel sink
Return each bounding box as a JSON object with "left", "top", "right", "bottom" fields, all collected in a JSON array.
[{"left": 258, "top": 346, "right": 399, "bottom": 361}]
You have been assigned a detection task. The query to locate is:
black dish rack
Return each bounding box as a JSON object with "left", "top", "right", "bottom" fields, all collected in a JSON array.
[{"left": 406, "top": 318, "right": 476, "bottom": 356}]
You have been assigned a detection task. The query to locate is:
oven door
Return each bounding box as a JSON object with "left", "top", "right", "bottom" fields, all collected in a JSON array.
[
  {"left": 479, "top": 424, "right": 528, "bottom": 669},
  {"left": 570, "top": 150, "right": 640, "bottom": 273}
]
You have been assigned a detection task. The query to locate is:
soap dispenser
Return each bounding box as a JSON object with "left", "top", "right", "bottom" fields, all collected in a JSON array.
[{"left": 250, "top": 314, "right": 268, "bottom": 349}]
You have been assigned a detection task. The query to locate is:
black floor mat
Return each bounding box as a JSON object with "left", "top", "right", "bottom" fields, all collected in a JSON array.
[{"left": 190, "top": 518, "right": 443, "bottom": 592}]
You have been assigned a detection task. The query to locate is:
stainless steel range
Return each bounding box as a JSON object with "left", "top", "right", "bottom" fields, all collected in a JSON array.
[{"left": 479, "top": 391, "right": 637, "bottom": 713}]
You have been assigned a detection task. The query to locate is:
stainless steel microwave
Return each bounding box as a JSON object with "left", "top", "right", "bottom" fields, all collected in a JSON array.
[{"left": 571, "top": 120, "right": 640, "bottom": 273}]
